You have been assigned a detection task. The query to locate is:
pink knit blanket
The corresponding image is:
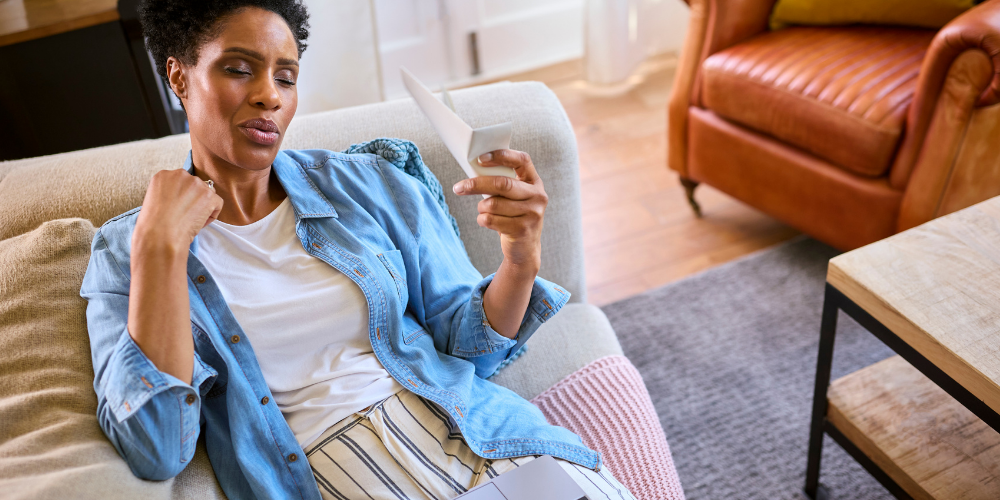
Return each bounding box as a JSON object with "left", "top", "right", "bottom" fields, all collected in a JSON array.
[{"left": 530, "top": 355, "right": 685, "bottom": 500}]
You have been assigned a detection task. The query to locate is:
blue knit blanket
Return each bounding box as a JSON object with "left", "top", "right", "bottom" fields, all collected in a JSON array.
[{"left": 343, "top": 138, "right": 461, "bottom": 238}]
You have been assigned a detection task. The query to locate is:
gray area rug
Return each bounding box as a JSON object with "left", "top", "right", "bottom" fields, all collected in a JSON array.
[{"left": 602, "top": 237, "right": 895, "bottom": 500}]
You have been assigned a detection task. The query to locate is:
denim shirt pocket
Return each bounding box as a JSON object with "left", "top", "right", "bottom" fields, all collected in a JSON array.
[
  {"left": 377, "top": 250, "right": 408, "bottom": 305},
  {"left": 401, "top": 314, "right": 427, "bottom": 345}
]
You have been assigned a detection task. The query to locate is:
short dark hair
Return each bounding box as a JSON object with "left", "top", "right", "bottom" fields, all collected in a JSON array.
[{"left": 139, "top": 0, "right": 310, "bottom": 83}]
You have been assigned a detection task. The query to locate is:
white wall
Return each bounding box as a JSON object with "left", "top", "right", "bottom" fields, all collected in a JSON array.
[
  {"left": 640, "top": 0, "right": 691, "bottom": 57},
  {"left": 295, "top": 0, "right": 383, "bottom": 115},
  {"left": 472, "top": 0, "right": 585, "bottom": 84},
  {"left": 585, "top": 0, "right": 690, "bottom": 85},
  {"left": 293, "top": 0, "right": 691, "bottom": 111},
  {"left": 373, "top": 0, "right": 587, "bottom": 100},
  {"left": 372, "top": 0, "right": 456, "bottom": 101}
]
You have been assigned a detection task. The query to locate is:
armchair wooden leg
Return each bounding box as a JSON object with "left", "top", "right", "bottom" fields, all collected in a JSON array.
[{"left": 679, "top": 177, "right": 702, "bottom": 218}]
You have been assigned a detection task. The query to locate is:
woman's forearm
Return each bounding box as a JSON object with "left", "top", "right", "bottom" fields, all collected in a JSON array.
[
  {"left": 123, "top": 169, "right": 223, "bottom": 385},
  {"left": 482, "top": 260, "right": 538, "bottom": 339},
  {"left": 127, "top": 233, "right": 195, "bottom": 384}
]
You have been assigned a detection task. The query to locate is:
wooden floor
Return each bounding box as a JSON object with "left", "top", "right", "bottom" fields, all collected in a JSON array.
[{"left": 503, "top": 57, "right": 800, "bottom": 306}]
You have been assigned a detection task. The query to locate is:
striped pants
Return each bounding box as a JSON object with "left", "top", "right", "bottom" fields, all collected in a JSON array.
[{"left": 305, "top": 389, "right": 636, "bottom": 500}]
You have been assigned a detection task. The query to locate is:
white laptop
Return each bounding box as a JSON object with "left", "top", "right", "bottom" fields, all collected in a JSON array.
[{"left": 455, "top": 455, "right": 589, "bottom": 500}]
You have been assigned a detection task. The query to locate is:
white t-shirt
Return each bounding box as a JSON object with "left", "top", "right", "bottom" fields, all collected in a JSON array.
[{"left": 196, "top": 197, "right": 402, "bottom": 449}]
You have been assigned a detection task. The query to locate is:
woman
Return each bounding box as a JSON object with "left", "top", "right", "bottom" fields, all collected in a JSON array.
[{"left": 82, "top": 1, "right": 635, "bottom": 499}]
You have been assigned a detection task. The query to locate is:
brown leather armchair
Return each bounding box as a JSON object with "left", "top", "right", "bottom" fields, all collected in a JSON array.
[{"left": 669, "top": 0, "right": 1000, "bottom": 250}]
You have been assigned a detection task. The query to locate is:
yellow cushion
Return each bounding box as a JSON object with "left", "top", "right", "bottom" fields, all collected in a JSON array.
[{"left": 770, "top": 0, "right": 977, "bottom": 30}]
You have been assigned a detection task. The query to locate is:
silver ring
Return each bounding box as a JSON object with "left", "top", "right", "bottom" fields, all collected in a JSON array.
[{"left": 205, "top": 180, "right": 214, "bottom": 190}]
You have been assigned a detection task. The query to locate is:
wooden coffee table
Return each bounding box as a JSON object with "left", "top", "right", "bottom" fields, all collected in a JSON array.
[{"left": 804, "top": 197, "right": 1000, "bottom": 500}]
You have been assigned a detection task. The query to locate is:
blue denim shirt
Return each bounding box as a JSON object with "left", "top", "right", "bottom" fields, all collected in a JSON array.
[{"left": 81, "top": 149, "right": 596, "bottom": 500}]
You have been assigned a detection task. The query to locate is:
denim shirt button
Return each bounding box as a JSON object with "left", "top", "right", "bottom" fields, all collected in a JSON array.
[
  {"left": 196, "top": 275, "right": 206, "bottom": 284},
  {"left": 288, "top": 453, "right": 298, "bottom": 462},
  {"left": 231, "top": 335, "right": 240, "bottom": 344},
  {"left": 185, "top": 394, "right": 196, "bottom": 405}
]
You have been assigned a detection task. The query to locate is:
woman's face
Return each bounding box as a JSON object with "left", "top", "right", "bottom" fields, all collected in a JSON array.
[{"left": 168, "top": 7, "right": 299, "bottom": 172}]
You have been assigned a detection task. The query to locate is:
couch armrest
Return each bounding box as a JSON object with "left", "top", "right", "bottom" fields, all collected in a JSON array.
[
  {"left": 488, "top": 303, "right": 623, "bottom": 400},
  {"left": 890, "top": 0, "right": 1000, "bottom": 189},
  {"left": 668, "top": 0, "right": 777, "bottom": 176}
]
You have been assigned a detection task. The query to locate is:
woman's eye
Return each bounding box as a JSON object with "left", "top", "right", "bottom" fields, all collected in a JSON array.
[
  {"left": 224, "top": 67, "right": 251, "bottom": 75},
  {"left": 276, "top": 71, "right": 296, "bottom": 86}
]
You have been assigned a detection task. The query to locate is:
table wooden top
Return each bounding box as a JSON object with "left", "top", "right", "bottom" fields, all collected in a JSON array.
[
  {"left": 828, "top": 195, "right": 1000, "bottom": 417},
  {"left": 0, "top": 0, "right": 119, "bottom": 48}
]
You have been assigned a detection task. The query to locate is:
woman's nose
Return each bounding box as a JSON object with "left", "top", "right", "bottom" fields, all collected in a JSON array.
[{"left": 250, "top": 77, "right": 281, "bottom": 110}]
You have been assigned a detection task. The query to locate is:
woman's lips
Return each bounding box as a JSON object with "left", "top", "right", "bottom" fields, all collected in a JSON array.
[
  {"left": 237, "top": 118, "right": 279, "bottom": 146},
  {"left": 239, "top": 126, "right": 279, "bottom": 145}
]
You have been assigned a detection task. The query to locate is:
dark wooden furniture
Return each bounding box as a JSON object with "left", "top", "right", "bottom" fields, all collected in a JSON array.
[{"left": 0, "top": 0, "right": 184, "bottom": 161}]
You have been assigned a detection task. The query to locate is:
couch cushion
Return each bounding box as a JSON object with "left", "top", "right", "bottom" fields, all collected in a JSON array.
[
  {"left": 0, "top": 219, "right": 224, "bottom": 500},
  {"left": 688, "top": 107, "right": 904, "bottom": 250},
  {"left": 701, "top": 26, "right": 936, "bottom": 177}
]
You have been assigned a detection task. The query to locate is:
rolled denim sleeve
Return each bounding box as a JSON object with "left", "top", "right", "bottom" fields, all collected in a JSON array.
[
  {"left": 81, "top": 229, "right": 217, "bottom": 480},
  {"left": 453, "top": 273, "right": 571, "bottom": 378}
]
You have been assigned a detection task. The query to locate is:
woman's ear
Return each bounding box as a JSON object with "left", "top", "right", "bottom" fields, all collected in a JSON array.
[{"left": 165, "top": 56, "right": 187, "bottom": 101}]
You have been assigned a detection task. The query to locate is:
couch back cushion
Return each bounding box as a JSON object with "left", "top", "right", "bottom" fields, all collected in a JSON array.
[
  {"left": 770, "top": 0, "right": 977, "bottom": 31},
  {"left": 0, "top": 219, "right": 224, "bottom": 499},
  {"left": 0, "top": 81, "right": 586, "bottom": 302},
  {"left": 0, "top": 136, "right": 190, "bottom": 242}
]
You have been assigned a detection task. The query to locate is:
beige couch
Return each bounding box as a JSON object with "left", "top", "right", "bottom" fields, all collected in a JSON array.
[{"left": 0, "top": 82, "right": 628, "bottom": 498}]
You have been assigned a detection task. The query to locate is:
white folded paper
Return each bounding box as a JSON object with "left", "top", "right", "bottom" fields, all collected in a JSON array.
[{"left": 401, "top": 68, "right": 516, "bottom": 186}]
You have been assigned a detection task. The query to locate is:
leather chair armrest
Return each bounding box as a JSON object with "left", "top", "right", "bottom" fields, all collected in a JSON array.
[
  {"left": 890, "top": 0, "right": 1000, "bottom": 189},
  {"left": 668, "top": 0, "right": 777, "bottom": 176}
]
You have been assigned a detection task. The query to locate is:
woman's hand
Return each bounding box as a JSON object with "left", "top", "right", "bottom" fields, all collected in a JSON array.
[
  {"left": 452, "top": 149, "right": 548, "bottom": 273},
  {"left": 134, "top": 169, "right": 224, "bottom": 253},
  {"left": 453, "top": 149, "right": 547, "bottom": 338}
]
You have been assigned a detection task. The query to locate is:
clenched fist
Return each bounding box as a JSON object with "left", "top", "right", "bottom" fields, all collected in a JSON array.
[{"left": 133, "top": 169, "right": 224, "bottom": 253}]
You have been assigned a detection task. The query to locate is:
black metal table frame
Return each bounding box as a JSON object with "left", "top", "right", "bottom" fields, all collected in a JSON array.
[{"left": 804, "top": 283, "right": 1000, "bottom": 499}]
